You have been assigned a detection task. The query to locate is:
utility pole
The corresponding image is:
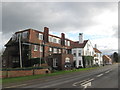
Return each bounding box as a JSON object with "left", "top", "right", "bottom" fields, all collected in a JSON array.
[
  {"left": 40, "top": 42, "right": 41, "bottom": 67},
  {"left": 19, "top": 33, "right": 22, "bottom": 68}
]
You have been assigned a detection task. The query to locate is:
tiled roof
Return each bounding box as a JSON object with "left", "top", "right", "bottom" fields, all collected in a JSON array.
[
  {"left": 72, "top": 40, "right": 88, "bottom": 48},
  {"left": 103, "top": 55, "right": 112, "bottom": 61},
  {"left": 93, "top": 48, "right": 102, "bottom": 53}
]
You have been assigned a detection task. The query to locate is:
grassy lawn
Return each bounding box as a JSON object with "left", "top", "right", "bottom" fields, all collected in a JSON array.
[{"left": 2, "top": 67, "right": 99, "bottom": 84}]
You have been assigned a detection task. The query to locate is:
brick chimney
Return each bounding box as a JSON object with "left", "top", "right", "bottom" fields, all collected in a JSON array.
[
  {"left": 61, "top": 33, "right": 65, "bottom": 46},
  {"left": 44, "top": 27, "right": 49, "bottom": 43}
]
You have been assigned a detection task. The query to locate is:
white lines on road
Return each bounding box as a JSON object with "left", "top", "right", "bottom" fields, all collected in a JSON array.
[
  {"left": 80, "top": 78, "right": 94, "bottom": 86},
  {"left": 5, "top": 84, "right": 27, "bottom": 88},
  {"left": 72, "top": 78, "right": 94, "bottom": 87},
  {"left": 96, "top": 74, "right": 103, "bottom": 77},
  {"left": 72, "top": 79, "right": 88, "bottom": 86},
  {"left": 105, "top": 71, "right": 110, "bottom": 74},
  {"left": 80, "top": 81, "right": 91, "bottom": 89}
]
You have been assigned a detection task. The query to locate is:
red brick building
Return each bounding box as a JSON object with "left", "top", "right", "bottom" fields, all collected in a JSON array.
[{"left": 2, "top": 27, "right": 74, "bottom": 70}]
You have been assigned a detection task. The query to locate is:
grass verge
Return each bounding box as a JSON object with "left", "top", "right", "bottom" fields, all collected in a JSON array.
[{"left": 2, "top": 67, "right": 99, "bottom": 84}]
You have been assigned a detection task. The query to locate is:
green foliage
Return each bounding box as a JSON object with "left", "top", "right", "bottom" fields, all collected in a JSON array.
[
  {"left": 113, "top": 52, "right": 118, "bottom": 62},
  {"left": 84, "top": 56, "right": 94, "bottom": 61}
]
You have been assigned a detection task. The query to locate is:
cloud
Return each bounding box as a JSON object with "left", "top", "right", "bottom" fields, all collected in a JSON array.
[{"left": 2, "top": 2, "right": 118, "bottom": 54}]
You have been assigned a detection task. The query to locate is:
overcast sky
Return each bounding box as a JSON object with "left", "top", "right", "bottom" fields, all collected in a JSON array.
[{"left": 1, "top": 2, "right": 118, "bottom": 55}]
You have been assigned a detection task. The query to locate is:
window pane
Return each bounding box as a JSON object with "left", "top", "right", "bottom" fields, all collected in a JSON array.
[
  {"left": 34, "top": 45, "right": 38, "bottom": 51},
  {"left": 22, "top": 31, "right": 28, "bottom": 39},
  {"left": 49, "top": 47, "right": 52, "bottom": 52},
  {"left": 39, "top": 33, "right": 43, "bottom": 40},
  {"left": 68, "top": 41, "right": 70, "bottom": 46}
]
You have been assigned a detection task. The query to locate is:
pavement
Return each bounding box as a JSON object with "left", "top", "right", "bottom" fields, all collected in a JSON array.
[{"left": 2, "top": 63, "right": 119, "bottom": 90}]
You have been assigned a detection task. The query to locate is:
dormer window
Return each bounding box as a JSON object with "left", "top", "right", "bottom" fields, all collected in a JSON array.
[
  {"left": 39, "top": 33, "right": 43, "bottom": 40},
  {"left": 22, "top": 31, "right": 28, "bottom": 39},
  {"left": 53, "top": 38, "right": 57, "bottom": 43},
  {"left": 49, "top": 36, "right": 53, "bottom": 42}
]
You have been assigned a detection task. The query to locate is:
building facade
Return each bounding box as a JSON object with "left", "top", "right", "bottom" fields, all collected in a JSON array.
[
  {"left": 103, "top": 55, "right": 112, "bottom": 65},
  {"left": 2, "top": 27, "right": 104, "bottom": 70},
  {"left": 93, "top": 47, "right": 103, "bottom": 66},
  {"left": 2, "top": 27, "right": 73, "bottom": 70},
  {"left": 72, "top": 33, "right": 94, "bottom": 68}
]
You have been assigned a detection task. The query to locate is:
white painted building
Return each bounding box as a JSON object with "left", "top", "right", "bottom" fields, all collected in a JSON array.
[
  {"left": 93, "top": 45, "right": 103, "bottom": 66},
  {"left": 72, "top": 33, "right": 94, "bottom": 68}
]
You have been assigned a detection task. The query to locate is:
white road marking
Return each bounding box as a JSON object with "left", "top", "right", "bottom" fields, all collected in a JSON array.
[
  {"left": 80, "top": 78, "right": 94, "bottom": 89},
  {"left": 105, "top": 71, "right": 110, "bottom": 74},
  {"left": 80, "top": 78, "right": 94, "bottom": 85},
  {"left": 72, "top": 79, "right": 88, "bottom": 86},
  {"left": 73, "top": 78, "right": 94, "bottom": 87},
  {"left": 5, "top": 84, "right": 27, "bottom": 88},
  {"left": 96, "top": 74, "right": 103, "bottom": 77},
  {"left": 81, "top": 81, "right": 91, "bottom": 89}
]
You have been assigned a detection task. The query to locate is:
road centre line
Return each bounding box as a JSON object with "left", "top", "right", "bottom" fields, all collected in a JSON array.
[
  {"left": 5, "top": 84, "right": 27, "bottom": 88},
  {"left": 96, "top": 73, "right": 103, "bottom": 77}
]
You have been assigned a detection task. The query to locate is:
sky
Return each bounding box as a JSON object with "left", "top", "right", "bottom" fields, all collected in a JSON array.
[{"left": 1, "top": 1, "right": 118, "bottom": 55}]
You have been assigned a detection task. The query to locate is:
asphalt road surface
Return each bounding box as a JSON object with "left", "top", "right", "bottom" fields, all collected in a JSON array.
[{"left": 3, "top": 63, "right": 119, "bottom": 90}]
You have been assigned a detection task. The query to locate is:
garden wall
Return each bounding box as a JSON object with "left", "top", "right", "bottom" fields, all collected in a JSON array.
[{"left": 0, "top": 69, "right": 50, "bottom": 78}]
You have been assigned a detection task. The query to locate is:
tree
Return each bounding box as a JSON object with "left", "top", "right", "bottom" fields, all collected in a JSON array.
[{"left": 113, "top": 52, "right": 118, "bottom": 62}]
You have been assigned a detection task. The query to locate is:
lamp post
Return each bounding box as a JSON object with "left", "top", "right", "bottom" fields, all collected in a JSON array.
[
  {"left": 40, "top": 42, "right": 41, "bottom": 67},
  {"left": 19, "top": 33, "right": 22, "bottom": 68}
]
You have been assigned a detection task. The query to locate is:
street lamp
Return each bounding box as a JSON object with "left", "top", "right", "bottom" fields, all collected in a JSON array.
[
  {"left": 40, "top": 42, "right": 41, "bottom": 67},
  {"left": 19, "top": 33, "right": 23, "bottom": 68}
]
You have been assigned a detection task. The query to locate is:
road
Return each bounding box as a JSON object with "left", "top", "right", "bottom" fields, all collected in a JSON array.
[{"left": 3, "top": 63, "right": 119, "bottom": 90}]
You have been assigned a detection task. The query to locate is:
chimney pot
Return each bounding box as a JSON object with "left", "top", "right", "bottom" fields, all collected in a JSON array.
[{"left": 79, "top": 33, "right": 83, "bottom": 44}]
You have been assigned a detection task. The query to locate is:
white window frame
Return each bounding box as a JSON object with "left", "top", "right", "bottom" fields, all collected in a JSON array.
[
  {"left": 22, "top": 31, "right": 28, "bottom": 39},
  {"left": 65, "top": 40, "right": 67, "bottom": 46},
  {"left": 53, "top": 48, "right": 57, "bottom": 53},
  {"left": 68, "top": 41, "right": 70, "bottom": 46},
  {"left": 53, "top": 58, "right": 58, "bottom": 67},
  {"left": 49, "top": 36, "right": 53, "bottom": 42},
  {"left": 58, "top": 49, "right": 61, "bottom": 53},
  {"left": 39, "top": 33, "right": 43, "bottom": 40},
  {"left": 73, "top": 50, "right": 76, "bottom": 53},
  {"left": 40, "top": 46, "right": 43, "bottom": 52},
  {"left": 53, "top": 37, "right": 57, "bottom": 43},
  {"left": 49, "top": 47, "right": 52, "bottom": 52},
  {"left": 58, "top": 39, "right": 61, "bottom": 44},
  {"left": 34, "top": 45, "right": 38, "bottom": 51},
  {"left": 65, "top": 57, "right": 70, "bottom": 63}
]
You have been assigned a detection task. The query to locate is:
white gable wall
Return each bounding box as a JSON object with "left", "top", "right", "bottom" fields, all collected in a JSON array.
[
  {"left": 83, "top": 40, "right": 94, "bottom": 56},
  {"left": 94, "top": 52, "right": 103, "bottom": 66},
  {"left": 72, "top": 48, "right": 83, "bottom": 68}
]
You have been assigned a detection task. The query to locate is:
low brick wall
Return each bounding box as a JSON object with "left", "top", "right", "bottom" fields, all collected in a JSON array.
[
  {"left": 0, "top": 69, "right": 50, "bottom": 78},
  {"left": 7, "top": 70, "right": 33, "bottom": 78},
  {"left": 34, "top": 69, "right": 50, "bottom": 75}
]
